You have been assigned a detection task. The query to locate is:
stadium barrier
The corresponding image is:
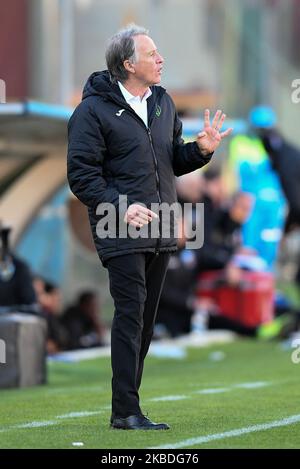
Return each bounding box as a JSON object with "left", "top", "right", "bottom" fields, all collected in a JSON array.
[{"left": 0, "top": 313, "right": 47, "bottom": 388}]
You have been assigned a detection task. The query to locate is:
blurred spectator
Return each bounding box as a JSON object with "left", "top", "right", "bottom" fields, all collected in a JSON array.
[
  {"left": 155, "top": 214, "right": 291, "bottom": 340},
  {"left": 34, "top": 278, "right": 68, "bottom": 354},
  {"left": 61, "top": 291, "right": 106, "bottom": 349},
  {"left": 176, "top": 170, "right": 203, "bottom": 204},
  {"left": 227, "top": 107, "right": 286, "bottom": 269},
  {"left": 250, "top": 105, "right": 300, "bottom": 227},
  {"left": 253, "top": 107, "right": 300, "bottom": 286},
  {"left": 33, "top": 276, "right": 46, "bottom": 299},
  {"left": 198, "top": 182, "right": 253, "bottom": 276},
  {"left": 155, "top": 207, "right": 292, "bottom": 340},
  {"left": 197, "top": 168, "right": 228, "bottom": 269},
  {"left": 155, "top": 217, "right": 198, "bottom": 337},
  {"left": 155, "top": 189, "right": 265, "bottom": 338},
  {"left": 0, "top": 224, "right": 37, "bottom": 312},
  {"left": 202, "top": 167, "right": 226, "bottom": 208},
  {"left": 193, "top": 297, "right": 294, "bottom": 340},
  {"left": 258, "top": 126, "right": 300, "bottom": 231}
]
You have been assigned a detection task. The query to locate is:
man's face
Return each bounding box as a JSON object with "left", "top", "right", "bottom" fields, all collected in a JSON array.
[{"left": 131, "top": 35, "right": 164, "bottom": 86}]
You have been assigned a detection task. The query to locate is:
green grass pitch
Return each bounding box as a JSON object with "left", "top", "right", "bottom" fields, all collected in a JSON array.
[{"left": 0, "top": 339, "right": 300, "bottom": 449}]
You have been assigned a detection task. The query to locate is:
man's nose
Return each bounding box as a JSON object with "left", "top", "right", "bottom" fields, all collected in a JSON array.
[{"left": 157, "top": 53, "right": 164, "bottom": 64}]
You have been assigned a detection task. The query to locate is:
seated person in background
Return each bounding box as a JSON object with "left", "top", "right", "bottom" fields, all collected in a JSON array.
[
  {"left": 155, "top": 217, "right": 199, "bottom": 338},
  {"left": 155, "top": 188, "right": 252, "bottom": 338},
  {"left": 34, "top": 278, "right": 69, "bottom": 354},
  {"left": 0, "top": 224, "right": 37, "bottom": 313},
  {"left": 156, "top": 235, "right": 292, "bottom": 340},
  {"left": 199, "top": 187, "right": 254, "bottom": 277},
  {"left": 193, "top": 297, "right": 295, "bottom": 341},
  {"left": 176, "top": 170, "right": 204, "bottom": 205},
  {"left": 61, "top": 291, "right": 106, "bottom": 349},
  {"left": 155, "top": 195, "right": 290, "bottom": 340}
]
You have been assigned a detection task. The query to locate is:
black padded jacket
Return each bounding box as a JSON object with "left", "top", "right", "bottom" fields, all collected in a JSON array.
[{"left": 67, "top": 70, "right": 213, "bottom": 264}]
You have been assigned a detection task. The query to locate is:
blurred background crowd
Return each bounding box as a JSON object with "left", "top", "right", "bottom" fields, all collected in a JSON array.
[{"left": 1, "top": 0, "right": 300, "bottom": 355}]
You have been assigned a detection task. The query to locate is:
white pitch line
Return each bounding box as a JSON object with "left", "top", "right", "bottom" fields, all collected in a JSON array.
[
  {"left": 194, "top": 388, "right": 230, "bottom": 394},
  {"left": 0, "top": 381, "right": 274, "bottom": 434},
  {"left": 149, "top": 395, "right": 189, "bottom": 402},
  {"left": 0, "top": 410, "right": 104, "bottom": 433},
  {"left": 56, "top": 410, "right": 102, "bottom": 419},
  {"left": 149, "top": 381, "right": 271, "bottom": 402},
  {"left": 149, "top": 414, "right": 300, "bottom": 449},
  {"left": 16, "top": 420, "right": 58, "bottom": 429},
  {"left": 234, "top": 381, "right": 270, "bottom": 389},
  {"left": 0, "top": 420, "right": 58, "bottom": 432},
  {"left": 194, "top": 381, "right": 271, "bottom": 395}
]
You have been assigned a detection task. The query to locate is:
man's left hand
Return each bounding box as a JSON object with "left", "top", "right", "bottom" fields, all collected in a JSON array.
[{"left": 196, "top": 109, "right": 233, "bottom": 156}]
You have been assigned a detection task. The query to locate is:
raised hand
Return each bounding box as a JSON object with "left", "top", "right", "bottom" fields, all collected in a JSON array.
[{"left": 196, "top": 109, "right": 233, "bottom": 155}]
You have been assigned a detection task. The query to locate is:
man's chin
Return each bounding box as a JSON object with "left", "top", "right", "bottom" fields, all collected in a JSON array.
[{"left": 146, "top": 76, "right": 162, "bottom": 86}]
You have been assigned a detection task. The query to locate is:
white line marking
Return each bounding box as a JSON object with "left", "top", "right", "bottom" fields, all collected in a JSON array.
[
  {"left": 56, "top": 411, "right": 102, "bottom": 419},
  {"left": 0, "top": 410, "right": 104, "bottom": 433},
  {"left": 149, "top": 414, "right": 300, "bottom": 449},
  {"left": 234, "top": 381, "right": 270, "bottom": 389},
  {"left": 149, "top": 395, "right": 189, "bottom": 402},
  {"left": 194, "top": 381, "right": 271, "bottom": 395},
  {"left": 0, "top": 381, "right": 274, "bottom": 434},
  {"left": 194, "top": 388, "right": 230, "bottom": 394},
  {"left": 16, "top": 420, "right": 58, "bottom": 429}
]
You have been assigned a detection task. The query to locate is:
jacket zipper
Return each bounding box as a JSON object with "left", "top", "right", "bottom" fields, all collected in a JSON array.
[
  {"left": 147, "top": 128, "right": 162, "bottom": 255},
  {"left": 109, "top": 97, "right": 163, "bottom": 255}
]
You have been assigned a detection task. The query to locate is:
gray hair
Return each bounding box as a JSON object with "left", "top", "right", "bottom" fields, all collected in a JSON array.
[{"left": 105, "top": 24, "right": 149, "bottom": 83}]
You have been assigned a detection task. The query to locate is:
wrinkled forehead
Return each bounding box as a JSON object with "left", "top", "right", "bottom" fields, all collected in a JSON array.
[{"left": 134, "top": 34, "right": 157, "bottom": 55}]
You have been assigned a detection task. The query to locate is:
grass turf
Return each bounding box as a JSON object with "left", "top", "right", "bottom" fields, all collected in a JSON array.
[{"left": 0, "top": 339, "right": 300, "bottom": 449}]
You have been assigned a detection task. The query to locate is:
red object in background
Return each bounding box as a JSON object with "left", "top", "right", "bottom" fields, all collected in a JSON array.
[
  {"left": 0, "top": 0, "right": 29, "bottom": 100},
  {"left": 197, "top": 270, "right": 274, "bottom": 328}
]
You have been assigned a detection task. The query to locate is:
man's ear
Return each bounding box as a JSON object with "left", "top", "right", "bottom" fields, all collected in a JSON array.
[{"left": 123, "top": 60, "right": 135, "bottom": 74}]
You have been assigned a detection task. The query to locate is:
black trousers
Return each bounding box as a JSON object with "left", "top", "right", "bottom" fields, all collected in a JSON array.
[{"left": 106, "top": 252, "right": 170, "bottom": 418}]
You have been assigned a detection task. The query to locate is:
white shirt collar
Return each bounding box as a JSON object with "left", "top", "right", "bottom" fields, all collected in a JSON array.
[{"left": 118, "top": 81, "right": 152, "bottom": 103}]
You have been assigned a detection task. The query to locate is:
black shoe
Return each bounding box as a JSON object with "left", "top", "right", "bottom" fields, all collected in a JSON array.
[{"left": 110, "top": 414, "right": 170, "bottom": 430}]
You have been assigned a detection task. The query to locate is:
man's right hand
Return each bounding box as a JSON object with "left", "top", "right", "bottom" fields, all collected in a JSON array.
[{"left": 124, "top": 204, "right": 158, "bottom": 228}]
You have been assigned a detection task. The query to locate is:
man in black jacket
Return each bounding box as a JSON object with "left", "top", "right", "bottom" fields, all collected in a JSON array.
[{"left": 67, "top": 24, "right": 232, "bottom": 430}]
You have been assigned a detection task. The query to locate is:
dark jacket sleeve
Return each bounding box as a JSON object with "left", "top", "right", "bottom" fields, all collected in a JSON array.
[
  {"left": 67, "top": 100, "right": 128, "bottom": 214},
  {"left": 172, "top": 111, "right": 213, "bottom": 176}
]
